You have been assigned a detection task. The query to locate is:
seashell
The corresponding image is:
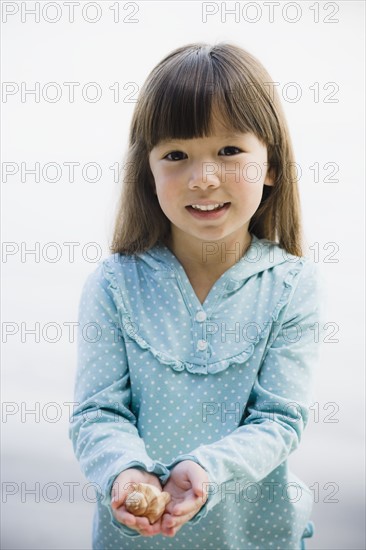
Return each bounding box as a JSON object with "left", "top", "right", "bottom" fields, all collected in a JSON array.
[{"left": 125, "top": 482, "right": 171, "bottom": 524}]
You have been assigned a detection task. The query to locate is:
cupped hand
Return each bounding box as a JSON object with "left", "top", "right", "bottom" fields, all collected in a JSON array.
[
  {"left": 110, "top": 468, "right": 164, "bottom": 537},
  {"left": 160, "top": 460, "right": 210, "bottom": 537}
]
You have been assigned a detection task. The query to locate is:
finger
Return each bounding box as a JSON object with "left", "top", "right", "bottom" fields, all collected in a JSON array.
[
  {"left": 135, "top": 518, "right": 162, "bottom": 537},
  {"left": 132, "top": 516, "right": 152, "bottom": 530},
  {"left": 162, "top": 527, "right": 176, "bottom": 537},
  {"left": 164, "top": 500, "right": 178, "bottom": 515},
  {"left": 111, "top": 495, "right": 126, "bottom": 511},
  {"left": 162, "top": 510, "right": 189, "bottom": 531},
  {"left": 186, "top": 468, "right": 208, "bottom": 499},
  {"left": 164, "top": 510, "right": 194, "bottom": 529},
  {"left": 112, "top": 505, "right": 152, "bottom": 529},
  {"left": 161, "top": 518, "right": 181, "bottom": 538},
  {"left": 112, "top": 509, "right": 138, "bottom": 527},
  {"left": 162, "top": 501, "right": 203, "bottom": 534},
  {"left": 110, "top": 487, "right": 131, "bottom": 508},
  {"left": 162, "top": 513, "right": 176, "bottom": 530},
  {"left": 161, "top": 521, "right": 185, "bottom": 537},
  {"left": 171, "top": 495, "right": 203, "bottom": 517},
  {"left": 136, "top": 516, "right": 165, "bottom": 535},
  {"left": 138, "top": 525, "right": 160, "bottom": 537}
]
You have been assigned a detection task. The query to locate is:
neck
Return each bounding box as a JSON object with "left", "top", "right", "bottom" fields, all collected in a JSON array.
[{"left": 166, "top": 229, "right": 252, "bottom": 276}]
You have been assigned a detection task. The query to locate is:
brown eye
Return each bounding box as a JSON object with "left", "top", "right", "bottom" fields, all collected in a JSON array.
[
  {"left": 164, "top": 151, "right": 187, "bottom": 161},
  {"left": 220, "top": 146, "right": 242, "bottom": 156}
]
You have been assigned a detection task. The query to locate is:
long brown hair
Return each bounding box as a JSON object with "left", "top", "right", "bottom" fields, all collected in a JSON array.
[{"left": 110, "top": 42, "right": 303, "bottom": 257}]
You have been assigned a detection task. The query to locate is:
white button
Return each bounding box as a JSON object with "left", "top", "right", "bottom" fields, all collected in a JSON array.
[
  {"left": 195, "top": 311, "right": 207, "bottom": 322},
  {"left": 197, "top": 339, "right": 208, "bottom": 351}
]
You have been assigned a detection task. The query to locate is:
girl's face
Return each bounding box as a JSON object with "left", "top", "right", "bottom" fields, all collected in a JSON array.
[{"left": 148, "top": 111, "right": 274, "bottom": 255}]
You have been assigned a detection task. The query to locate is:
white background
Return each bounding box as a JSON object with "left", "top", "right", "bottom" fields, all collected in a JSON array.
[{"left": 1, "top": 1, "right": 365, "bottom": 548}]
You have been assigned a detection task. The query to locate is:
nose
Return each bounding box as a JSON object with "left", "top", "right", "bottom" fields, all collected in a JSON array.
[{"left": 188, "top": 159, "right": 221, "bottom": 190}]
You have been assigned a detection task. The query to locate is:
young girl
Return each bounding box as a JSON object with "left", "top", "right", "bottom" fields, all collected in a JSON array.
[{"left": 69, "top": 42, "right": 321, "bottom": 549}]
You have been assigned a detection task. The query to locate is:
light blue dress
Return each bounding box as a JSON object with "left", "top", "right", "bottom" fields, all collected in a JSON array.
[{"left": 69, "top": 233, "right": 321, "bottom": 549}]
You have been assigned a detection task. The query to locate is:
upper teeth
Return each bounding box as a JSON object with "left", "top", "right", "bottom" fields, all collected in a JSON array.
[{"left": 191, "top": 203, "right": 225, "bottom": 211}]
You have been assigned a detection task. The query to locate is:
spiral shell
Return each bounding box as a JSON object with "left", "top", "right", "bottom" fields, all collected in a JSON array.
[
  {"left": 125, "top": 483, "right": 171, "bottom": 524},
  {"left": 125, "top": 491, "right": 148, "bottom": 515}
]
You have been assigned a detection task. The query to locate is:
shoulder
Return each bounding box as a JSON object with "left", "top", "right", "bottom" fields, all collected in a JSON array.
[
  {"left": 276, "top": 253, "right": 325, "bottom": 325},
  {"left": 252, "top": 236, "right": 325, "bottom": 317},
  {"left": 78, "top": 247, "right": 168, "bottom": 306},
  {"left": 84, "top": 252, "right": 142, "bottom": 281},
  {"left": 248, "top": 235, "right": 321, "bottom": 285},
  {"left": 78, "top": 253, "right": 134, "bottom": 299}
]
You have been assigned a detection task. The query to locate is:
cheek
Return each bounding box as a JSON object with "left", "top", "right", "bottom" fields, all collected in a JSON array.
[
  {"left": 239, "top": 158, "right": 268, "bottom": 186},
  {"left": 234, "top": 175, "right": 265, "bottom": 202},
  {"left": 232, "top": 172, "right": 265, "bottom": 213},
  {"left": 155, "top": 171, "right": 184, "bottom": 200},
  {"left": 155, "top": 181, "right": 175, "bottom": 203},
  {"left": 154, "top": 180, "right": 180, "bottom": 215},
  {"left": 225, "top": 156, "right": 267, "bottom": 188}
]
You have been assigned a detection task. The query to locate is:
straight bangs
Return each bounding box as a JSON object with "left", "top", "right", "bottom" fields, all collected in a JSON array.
[{"left": 130, "top": 43, "right": 280, "bottom": 153}]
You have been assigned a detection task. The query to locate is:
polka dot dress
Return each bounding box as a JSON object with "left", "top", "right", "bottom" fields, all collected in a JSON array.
[{"left": 69, "top": 234, "right": 320, "bottom": 549}]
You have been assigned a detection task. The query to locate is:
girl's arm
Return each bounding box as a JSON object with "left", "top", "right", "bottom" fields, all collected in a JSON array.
[
  {"left": 68, "top": 263, "right": 170, "bottom": 538},
  {"left": 165, "top": 259, "right": 325, "bottom": 524}
]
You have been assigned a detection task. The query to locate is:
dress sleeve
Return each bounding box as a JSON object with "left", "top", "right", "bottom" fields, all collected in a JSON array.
[
  {"left": 68, "top": 263, "right": 170, "bottom": 538},
  {"left": 165, "top": 259, "right": 325, "bottom": 524}
]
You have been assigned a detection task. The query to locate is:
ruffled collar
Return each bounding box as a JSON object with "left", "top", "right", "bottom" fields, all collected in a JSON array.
[{"left": 144, "top": 233, "right": 300, "bottom": 283}]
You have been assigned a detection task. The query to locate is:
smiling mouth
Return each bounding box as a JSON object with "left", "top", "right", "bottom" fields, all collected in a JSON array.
[
  {"left": 185, "top": 202, "right": 231, "bottom": 217},
  {"left": 186, "top": 202, "right": 230, "bottom": 212}
]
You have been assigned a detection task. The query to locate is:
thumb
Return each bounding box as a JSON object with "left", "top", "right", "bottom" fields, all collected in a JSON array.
[
  {"left": 110, "top": 495, "right": 119, "bottom": 510},
  {"left": 111, "top": 489, "right": 127, "bottom": 509},
  {"left": 111, "top": 481, "right": 134, "bottom": 508},
  {"left": 189, "top": 469, "right": 208, "bottom": 500}
]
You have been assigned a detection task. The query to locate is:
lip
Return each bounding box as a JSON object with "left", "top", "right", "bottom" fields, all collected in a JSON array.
[
  {"left": 185, "top": 202, "right": 231, "bottom": 219},
  {"left": 186, "top": 201, "right": 228, "bottom": 207}
]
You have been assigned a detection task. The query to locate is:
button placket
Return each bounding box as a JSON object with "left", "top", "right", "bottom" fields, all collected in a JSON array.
[
  {"left": 193, "top": 308, "right": 210, "bottom": 358},
  {"left": 197, "top": 339, "right": 208, "bottom": 351},
  {"left": 195, "top": 310, "right": 207, "bottom": 323}
]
